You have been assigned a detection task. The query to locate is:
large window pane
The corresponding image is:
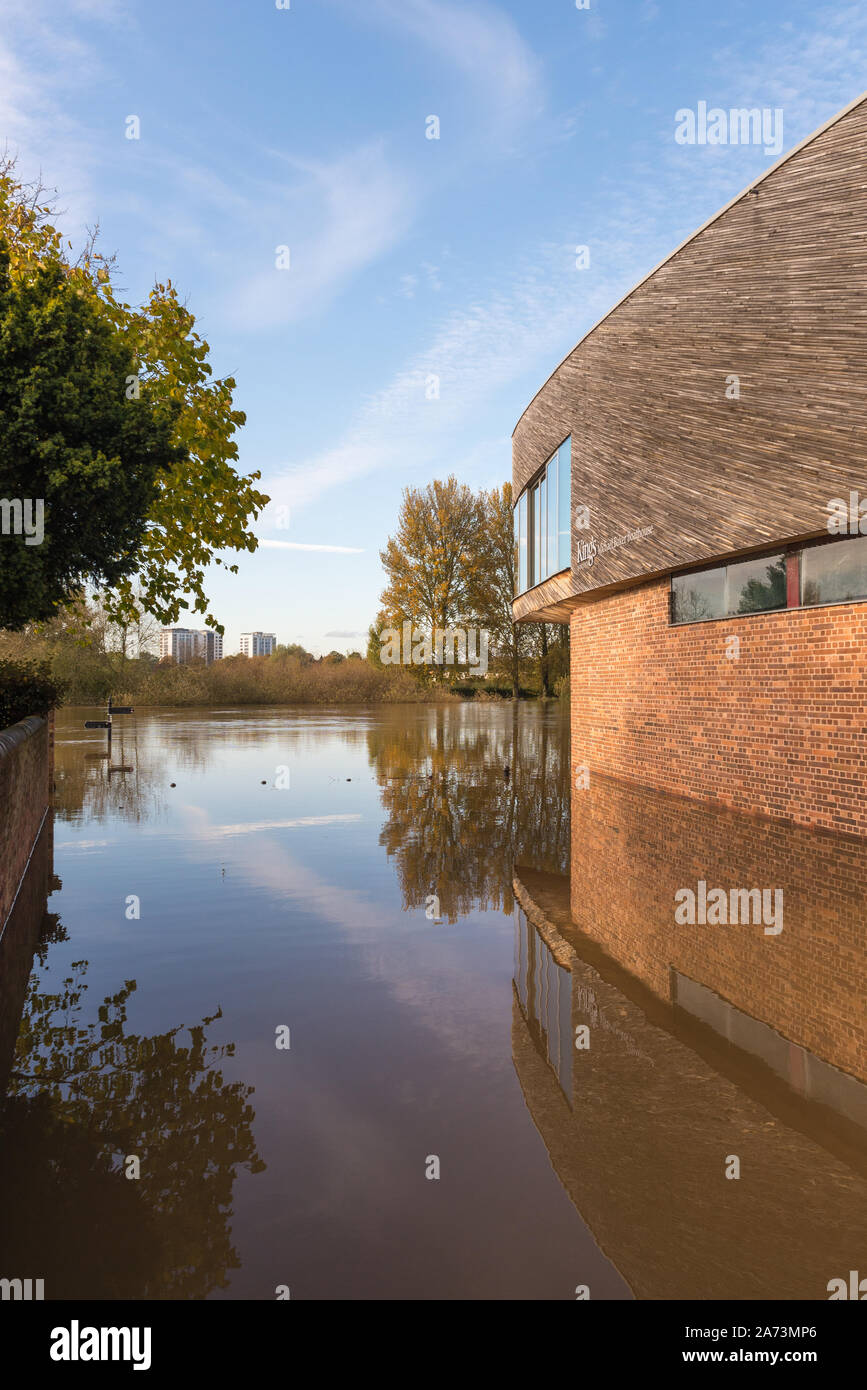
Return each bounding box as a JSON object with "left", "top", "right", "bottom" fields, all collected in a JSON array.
[
  {"left": 513, "top": 502, "right": 520, "bottom": 597},
  {"left": 802, "top": 536, "right": 867, "bottom": 606},
  {"left": 671, "top": 567, "right": 726, "bottom": 623},
  {"left": 547, "top": 454, "right": 558, "bottom": 576},
  {"left": 533, "top": 481, "right": 541, "bottom": 588},
  {"left": 558, "top": 438, "right": 571, "bottom": 571},
  {"left": 728, "top": 554, "right": 786, "bottom": 614},
  {"left": 538, "top": 473, "right": 547, "bottom": 583},
  {"left": 518, "top": 490, "right": 527, "bottom": 594}
]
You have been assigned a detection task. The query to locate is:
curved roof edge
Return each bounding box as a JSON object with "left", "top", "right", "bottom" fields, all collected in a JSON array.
[{"left": 512, "top": 88, "right": 867, "bottom": 438}]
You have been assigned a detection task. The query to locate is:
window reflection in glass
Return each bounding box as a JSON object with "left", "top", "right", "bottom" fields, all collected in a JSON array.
[
  {"left": 558, "top": 439, "right": 571, "bottom": 572},
  {"left": 513, "top": 436, "right": 572, "bottom": 597},
  {"left": 518, "top": 490, "right": 527, "bottom": 594},
  {"left": 538, "top": 473, "right": 547, "bottom": 586},
  {"left": 802, "top": 536, "right": 867, "bottom": 606},
  {"left": 671, "top": 567, "right": 726, "bottom": 623},
  {"left": 729, "top": 554, "right": 786, "bottom": 614},
  {"left": 547, "top": 456, "right": 558, "bottom": 577}
]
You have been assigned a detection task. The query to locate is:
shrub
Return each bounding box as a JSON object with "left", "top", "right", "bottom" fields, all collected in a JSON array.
[
  {"left": 0, "top": 657, "right": 67, "bottom": 729},
  {"left": 117, "top": 653, "right": 448, "bottom": 707}
]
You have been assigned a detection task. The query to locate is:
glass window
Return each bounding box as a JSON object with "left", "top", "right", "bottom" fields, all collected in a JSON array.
[
  {"left": 513, "top": 436, "right": 572, "bottom": 596},
  {"left": 538, "top": 472, "right": 547, "bottom": 584},
  {"left": 513, "top": 501, "right": 520, "bottom": 598},
  {"left": 558, "top": 438, "right": 571, "bottom": 572},
  {"left": 672, "top": 554, "right": 786, "bottom": 623},
  {"left": 671, "top": 567, "right": 726, "bottom": 623},
  {"left": 533, "top": 481, "right": 541, "bottom": 588},
  {"left": 518, "top": 490, "right": 527, "bottom": 594},
  {"left": 547, "top": 453, "right": 558, "bottom": 576},
  {"left": 728, "top": 554, "right": 786, "bottom": 614},
  {"left": 802, "top": 536, "right": 867, "bottom": 606}
]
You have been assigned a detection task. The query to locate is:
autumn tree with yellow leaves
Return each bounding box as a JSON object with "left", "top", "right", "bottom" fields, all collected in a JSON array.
[{"left": 379, "top": 476, "right": 485, "bottom": 681}]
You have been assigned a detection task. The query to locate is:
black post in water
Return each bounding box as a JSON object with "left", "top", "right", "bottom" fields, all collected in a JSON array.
[{"left": 84, "top": 696, "right": 134, "bottom": 760}]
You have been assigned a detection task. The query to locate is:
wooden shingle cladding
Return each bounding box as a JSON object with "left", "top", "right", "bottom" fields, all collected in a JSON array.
[
  {"left": 512, "top": 92, "right": 867, "bottom": 622},
  {"left": 512, "top": 569, "right": 576, "bottom": 622}
]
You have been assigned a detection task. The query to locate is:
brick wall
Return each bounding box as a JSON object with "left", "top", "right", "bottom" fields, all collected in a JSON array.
[
  {"left": 0, "top": 716, "right": 51, "bottom": 927},
  {"left": 570, "top": 578, "right": 867, "bottom": 835}
]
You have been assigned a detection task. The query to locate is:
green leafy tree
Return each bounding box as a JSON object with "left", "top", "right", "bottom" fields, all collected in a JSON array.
[
  {"left": 0, "top": 247, "right": 183, "bottom": 627},
  {"left": 98, "top": 281, "right": 269, "bottom": 634},
  {"left": 0, "top": 156, "right": 268, "bottom": 634}
]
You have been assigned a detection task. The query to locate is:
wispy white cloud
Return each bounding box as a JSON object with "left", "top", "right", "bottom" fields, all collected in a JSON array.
[
  {"left": 230, "top": 141, "right": 418, "bottom": 331},
  {"left": 364, "top": 0, "right": 544, "bottom": 133},
  {"left": 648, "top": 5, "right": 867, "bottom": 224},
  {"left": 263, "top": 3, "right": 867, "bottom": 519},
  {"left": 0, "top": 0, "right": 131, "bottom": 231},
  {"left": 264, "top": 244, "right": 632, "bottom": 514},
  {"left": 190, "top": 815, "right": 361, "bottom": 839},
  {"left": 258, "top": 540, "right": 365, "bottom": 554},
  {"left": 709, "top": 5, "right": 867, "bottom": 138}
]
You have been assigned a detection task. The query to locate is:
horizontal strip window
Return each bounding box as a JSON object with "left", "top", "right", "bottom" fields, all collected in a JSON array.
[
  {"left": 514, "top": 436, "right": 571, "bottom": 597},
  {"left": 671, "top": 533, "right": 867, "bottom": 624}
]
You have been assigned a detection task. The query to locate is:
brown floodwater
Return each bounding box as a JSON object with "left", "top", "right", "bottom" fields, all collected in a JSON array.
[{"left": 0, "top": 703, "right": 864, "bottom": 1299}]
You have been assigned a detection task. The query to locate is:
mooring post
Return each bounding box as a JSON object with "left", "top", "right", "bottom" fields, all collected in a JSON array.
[{"left": 84, "top": 696, "right": 133, "bottom": 755}]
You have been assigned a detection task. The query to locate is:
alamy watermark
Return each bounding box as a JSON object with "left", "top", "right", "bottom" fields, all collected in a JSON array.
[
  {"left": 674, "top": 879, "right": 783, "bottom": 935},
  {"left": 50, "top": 1322, "right": 151, "bottom": 1371},
  {"left": 0, "top": 497, "right": 44, "bottom": 545},
  {"left": 380, "top": 622, "right": 489, "bottom": 678},
  {"left": 675, "top": 102, "right": 784, "bottom": 157},
  {"left": 1, "top": 1276, "right": 44, "bottom": 1300},
  {"left": 826, "top": 491, "right": 867, "bottom": 535}
]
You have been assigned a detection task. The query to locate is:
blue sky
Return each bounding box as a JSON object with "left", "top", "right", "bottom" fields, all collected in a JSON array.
[{"left": 3, "top": 0, "right": 866, "bottom": 654}]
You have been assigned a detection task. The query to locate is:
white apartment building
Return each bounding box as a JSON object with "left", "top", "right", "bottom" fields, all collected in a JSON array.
[
  {"left": 239, "top": 631, "right": 277, "bottom": 657},
  {"left": 159, "top": 628, "right": 224, "bottom": 664}
]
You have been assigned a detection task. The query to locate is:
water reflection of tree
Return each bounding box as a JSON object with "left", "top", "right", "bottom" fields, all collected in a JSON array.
[
  {"left": 367, "top": 706, "right": 570, "bottom": 922},
  {"left": 1, "top": 942, "right": 264, "bottom": 1298}
]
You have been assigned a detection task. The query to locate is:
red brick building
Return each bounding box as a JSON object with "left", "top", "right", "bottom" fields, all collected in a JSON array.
[{"left": 512, "top": 92, "right": 867, "bottom": 837}]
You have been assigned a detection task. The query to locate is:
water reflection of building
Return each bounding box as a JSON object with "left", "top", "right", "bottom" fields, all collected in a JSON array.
[
  {"left": 571, "top": 773, "right": 867, "bottom": 1083},
  {"left": 512, "top": 775, "right": 867, "bottom": 1299},
  {"left": 514, "top": 908, "right": 572, "bottom": 1104}
]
